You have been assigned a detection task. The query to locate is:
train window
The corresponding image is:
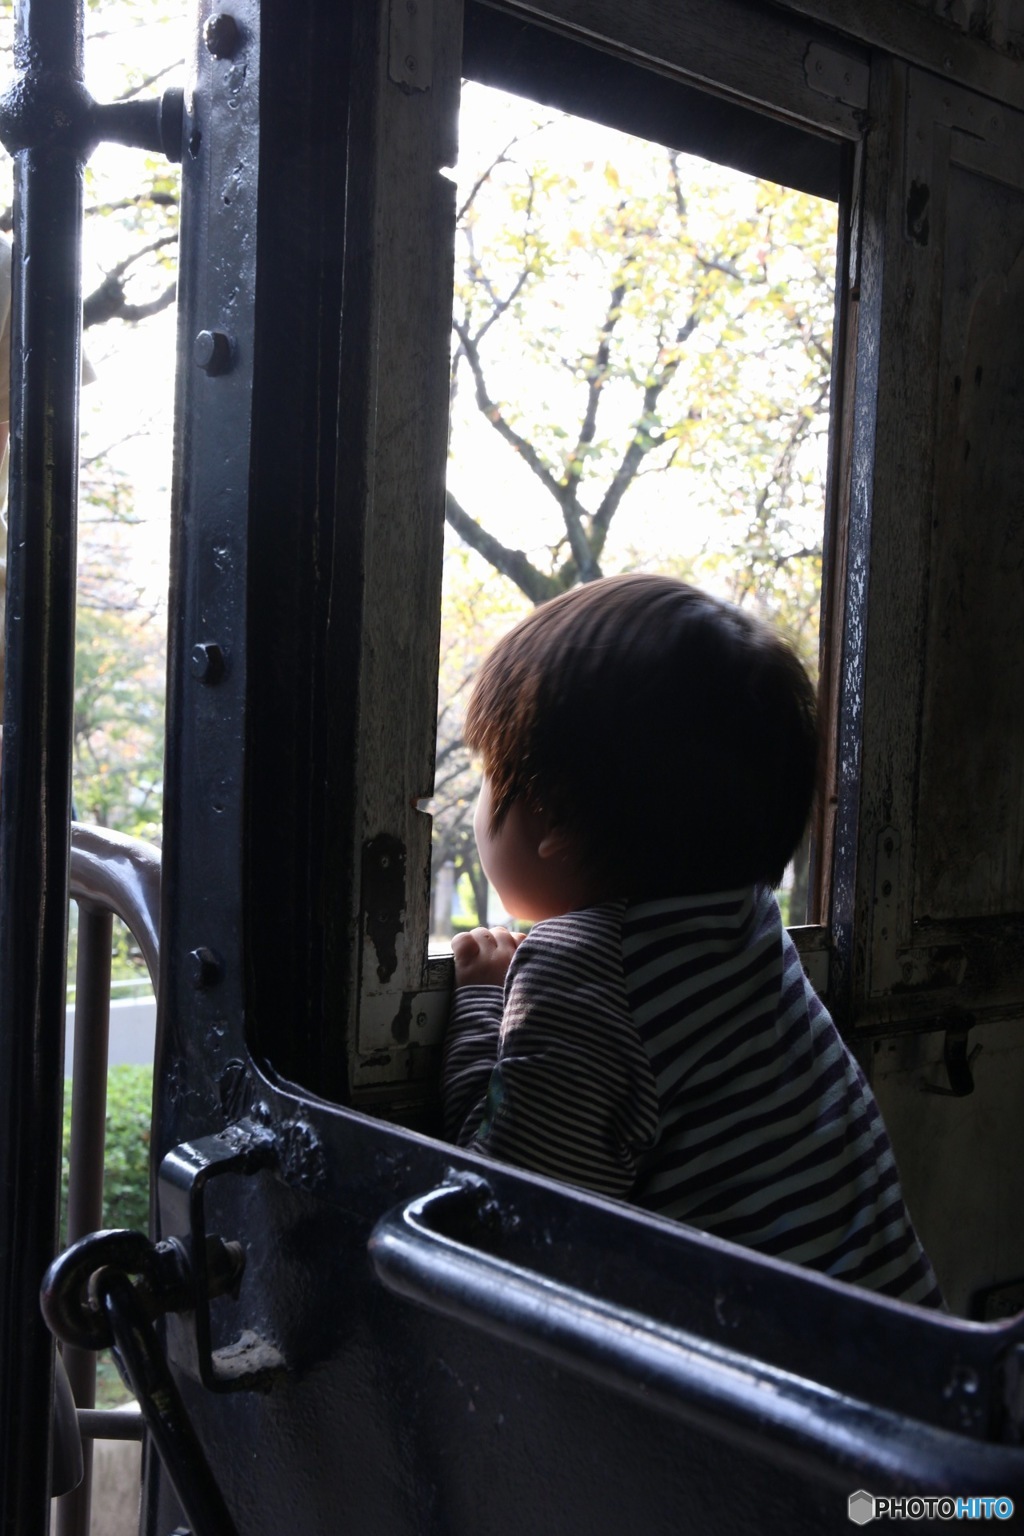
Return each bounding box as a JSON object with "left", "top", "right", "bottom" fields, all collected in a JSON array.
[
  {"left": 236, "top": 3, "right": 860, "bottom": 1112},
  {"left": 307, "top": 38, "right": 857, "bottom": 1136},
  {"left": 430, "top": 80, "right": 840, "bottom": 946}
]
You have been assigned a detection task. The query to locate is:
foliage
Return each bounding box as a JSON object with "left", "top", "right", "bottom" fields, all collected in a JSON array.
[
  {"left": 73, "top": 600, "right": 165, "bottom": 843},
  {"left": 432, "top": 549, "right": 529, "bottom": 926},
  {"left": 0, "top": 0, "right": 179, "bottom": 850},
  {"left": 60, "top": 1064, "right": 153, "bottom": 1249},
  {"left": 61, "top": 1063, "right": 154, "bottom": 1405},
  {"left": 447, "top": 92, "right": 836, "bottom": 643},
  {"left": 432, "top": 89, "right": 838, "bottom": 926}
]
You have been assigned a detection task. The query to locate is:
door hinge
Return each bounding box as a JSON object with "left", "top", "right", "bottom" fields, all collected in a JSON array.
[
  {"left": 805, "top": 43, "right": 869, "bottom": 112},
  {"left": 389, "top": 0, "right": 432, "bottom": 91}
]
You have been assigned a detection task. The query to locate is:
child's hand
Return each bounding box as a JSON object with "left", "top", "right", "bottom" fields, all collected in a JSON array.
[{"left": 452, "top": 926, "right": 525, "bottom": 988}]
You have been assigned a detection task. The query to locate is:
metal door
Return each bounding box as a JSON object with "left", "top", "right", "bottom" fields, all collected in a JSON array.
[{"left": 142, "top": 1, "right": 1024, "bottom": 1531}]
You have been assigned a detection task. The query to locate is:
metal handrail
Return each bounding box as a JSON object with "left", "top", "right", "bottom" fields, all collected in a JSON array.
[
  {"left": 69, "top": 822, "right": 160, "bottom": 984},
  {"left": 56, "top": 823, "right": 161, "bottom": 1536}
]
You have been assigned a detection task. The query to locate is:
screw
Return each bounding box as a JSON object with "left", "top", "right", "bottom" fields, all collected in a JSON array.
[
  {"left": 190, "top": 641, "right": 225, "bottom": 684},
  {"left": 194, "top": 329, "right": 233, "bottom": 376},
  {"left": 189, "top": 946, "right": 223, "bottom": 989},
  {"left": 204, "top": 12, "right": 241, "bottom": 58}
]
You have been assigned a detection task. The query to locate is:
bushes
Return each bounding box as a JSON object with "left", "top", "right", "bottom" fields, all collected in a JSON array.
[{"left": 61, "top": 1064, "right": 153, "bottom": 1245}]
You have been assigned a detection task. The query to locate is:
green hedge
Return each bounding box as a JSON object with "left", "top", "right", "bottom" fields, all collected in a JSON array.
[{"left": 61, "top": 1064, "right": 153, "bottom": 1246}]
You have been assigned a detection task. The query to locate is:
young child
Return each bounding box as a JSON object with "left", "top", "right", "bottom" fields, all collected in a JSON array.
[{"left": 442, "top": 573, "right": 943, "bottom": 1308}]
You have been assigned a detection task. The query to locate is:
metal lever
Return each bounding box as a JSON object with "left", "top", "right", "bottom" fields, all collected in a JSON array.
[
  {"left": 41, "top": 1228, "right": 244, "bottom": 1536},
  {"left": 97, "top": 1269, "right": 240, "bottom": 1536},
  {"left": 921, "top": 1010, "right": 980, "bottom": 1098}
]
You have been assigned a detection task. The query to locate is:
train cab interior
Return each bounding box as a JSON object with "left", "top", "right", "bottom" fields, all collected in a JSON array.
[{"left": 1, "top": 0, "right": 1024, "bottom": 1532}]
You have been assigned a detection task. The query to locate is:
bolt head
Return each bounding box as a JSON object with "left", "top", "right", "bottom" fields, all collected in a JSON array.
[
  {"left": 189, "top": 946, "right": 223, "bottom": 989},
  {"left": 194, "top": 329, "right": 233, "bottom": 376},
  {"left": 190, "top": 641, "right": 225, "bottom": 684},
  {"left": 204, "top": 12, "right": 242, "bottom": 58}
]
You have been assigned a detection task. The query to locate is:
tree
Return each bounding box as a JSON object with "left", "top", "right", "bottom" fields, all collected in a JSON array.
[
  {"left": 432, "top": 550, "right": 528, "bottom": 927},
  {"left": 0, "top": 0, "right": 182, "bottom": 844},
  {"left": 446, "top": 97, "right": 835, "bottom": 657},
  {"left": 432, "top": 89, "right": 838, "bottom": 926},
  {"left": 0, "top": 1, "right": 183, "bottom": 326},
  {"left": 72, "top": 600, "right": 164, "bottom": 842}
]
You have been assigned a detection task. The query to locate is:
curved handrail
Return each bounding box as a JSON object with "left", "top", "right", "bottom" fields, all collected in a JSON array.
[
  {"left": 58, "top": 823, "right": 162, "bottom": 1536},
  {"left": 69, "top": 822, "right": 161, "bottom": 987}
]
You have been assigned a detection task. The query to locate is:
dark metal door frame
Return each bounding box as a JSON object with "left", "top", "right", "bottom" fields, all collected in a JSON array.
[{"left": 0, "top": 0, "right": 179, "bottom": 1524}]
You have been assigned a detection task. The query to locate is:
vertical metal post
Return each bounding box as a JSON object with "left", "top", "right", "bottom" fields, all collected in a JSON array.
[
  {"left": 56, "top": 902, "right": 114, "bottom": 1536},
  {"left": 0, "top": 0, "right": 87, "bottom": 1525}
]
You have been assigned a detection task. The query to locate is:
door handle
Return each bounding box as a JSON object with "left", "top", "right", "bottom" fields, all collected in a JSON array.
[{"left": 369, "top": 1179, "right": 1024, "bottom": 1497}]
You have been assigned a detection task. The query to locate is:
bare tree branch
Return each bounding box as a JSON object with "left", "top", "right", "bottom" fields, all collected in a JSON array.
[
  {"left": 566, "top": 274, "right": 627, "bottom": 473},
  {"left": 695, "top": 253, "right": 744, "bottom": 281},
  {"left": 583, "top": 310, "right": 701, "bottom": 566},
  {"left": 112, "top": 60, "right": 185, "bottom": 103},
  {"left": 459, "top": 172, "right": 538, "bottom": 348},
  {"left": 457, "top": 139, "right": 518, "bottom": 224},
  {"left": 87, "top": 191, "right": 178, "bottom": 215},
  {"left": 445, "top": 491, "right": 560, "bottom": 605},
  {"left": 83, "top": 233, "right": 178, "bottom": 327},
  {"left": 453, "top": 319, "right": 564, "bottom": 505},
  {"left": 84, "top": 277, "right": 176, "bottom": 328}
]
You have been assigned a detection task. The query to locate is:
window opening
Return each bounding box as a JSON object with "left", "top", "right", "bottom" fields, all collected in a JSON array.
[
  {"left": 430, "top": 81, "right": 839, "bottom": 948},
  {"left": 0, "top": 0, "right": 185, "bottom": 1423}
]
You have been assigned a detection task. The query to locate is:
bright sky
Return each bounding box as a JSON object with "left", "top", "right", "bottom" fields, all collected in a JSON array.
[{"left": 76, "top": 5, "right": 188, "bottom": 612}]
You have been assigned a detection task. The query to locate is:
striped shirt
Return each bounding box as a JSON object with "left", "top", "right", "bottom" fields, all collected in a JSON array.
[{"left": 443, "top": 887, "right": 943, "bottom": 1308}]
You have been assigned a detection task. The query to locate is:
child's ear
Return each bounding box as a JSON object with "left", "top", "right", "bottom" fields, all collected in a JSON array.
[{"left": 537, "top": 825, "right": 571, "bottom": 861}]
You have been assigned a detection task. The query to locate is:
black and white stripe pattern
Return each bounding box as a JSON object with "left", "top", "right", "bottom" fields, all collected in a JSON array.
[{"left": 443, "top": 889, "right": 942, "bottom": 1307}]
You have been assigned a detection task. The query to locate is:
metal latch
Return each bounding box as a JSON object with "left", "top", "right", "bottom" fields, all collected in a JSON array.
[
  {"left": 158, "top": 1118, "right": 286, "bottom": 1391},
  {"left": 42, "top": 1228, "right": 244, "bottom": 1536}
]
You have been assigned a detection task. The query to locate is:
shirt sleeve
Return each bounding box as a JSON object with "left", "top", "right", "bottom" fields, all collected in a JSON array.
[
  {"left": 441, "top": 983, "right": 505, "bottom": 1143},
  {"left": 441, "top": 909, "right": 659, "bottom": 1200}
]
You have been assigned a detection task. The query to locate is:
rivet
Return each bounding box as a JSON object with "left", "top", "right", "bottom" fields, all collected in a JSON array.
[
  {"left": 189, "top": 946, "right": 223, "bottom": 989},
  {"left": 190, "top": 641, "right": 225, "bottom": 684},
  {"left": 194, "top": 329, "right": 233, "bottom": 376},
  {"left": 204, "top": 12, "right": 241, "bottom": 58}
]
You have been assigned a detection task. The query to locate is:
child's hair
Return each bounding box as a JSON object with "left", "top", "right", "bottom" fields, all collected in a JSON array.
[{"left": 465, "top": 573, "right": 819, "bottom": 896}]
